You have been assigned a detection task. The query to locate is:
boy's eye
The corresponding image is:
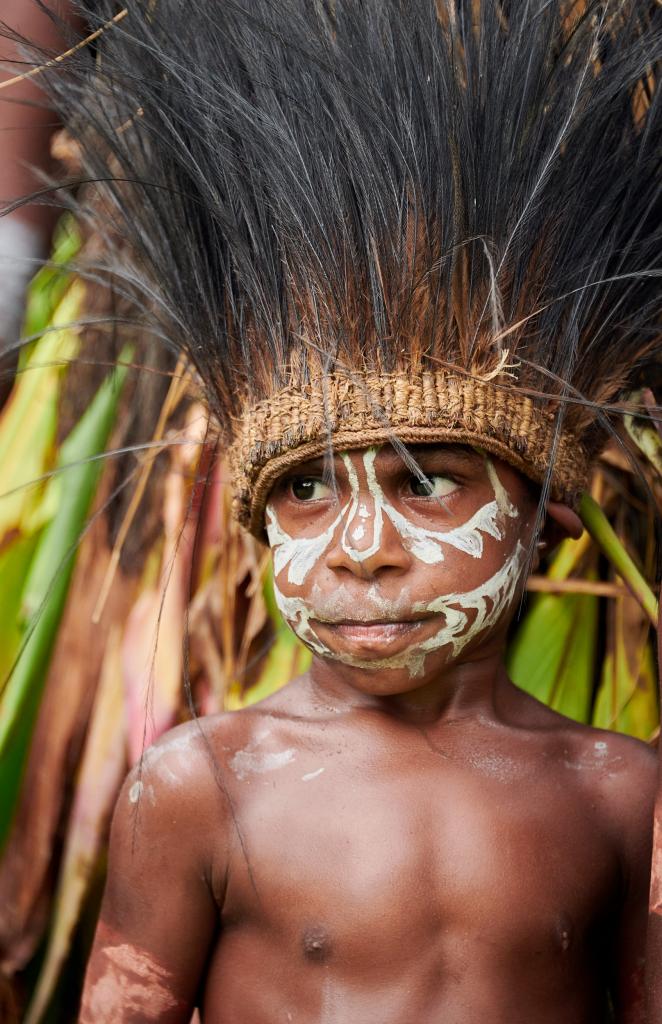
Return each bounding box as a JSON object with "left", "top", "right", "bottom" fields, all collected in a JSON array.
[
  {"left": 408, "top": 474, "right": 458, "bottom": 498},
  {"left": 290, "top": 477, "right": 333, "bottom": 501}
]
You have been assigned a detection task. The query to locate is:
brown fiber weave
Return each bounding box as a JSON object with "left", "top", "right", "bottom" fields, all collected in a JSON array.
[{"left": 229, "top": 371, "right": 589, "bottom": 537}]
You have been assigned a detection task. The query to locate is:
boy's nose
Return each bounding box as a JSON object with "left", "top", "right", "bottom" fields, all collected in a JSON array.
[{"left": 326, "top": 496, "right": 411, "bottom": 577}]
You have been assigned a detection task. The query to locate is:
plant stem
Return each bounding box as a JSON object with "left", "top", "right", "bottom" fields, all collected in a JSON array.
[{"left": 579, "top": 493, "right": 658, "bottom": 628}]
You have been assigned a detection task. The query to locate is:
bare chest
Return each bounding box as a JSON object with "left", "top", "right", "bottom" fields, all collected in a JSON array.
[{"left": 219, "top": 751, "right": 618, "bottom": 971}]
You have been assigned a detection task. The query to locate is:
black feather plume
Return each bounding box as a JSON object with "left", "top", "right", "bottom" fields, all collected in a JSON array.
[{"left": 6, "top": 0, "right": 661, "bottom": 456}]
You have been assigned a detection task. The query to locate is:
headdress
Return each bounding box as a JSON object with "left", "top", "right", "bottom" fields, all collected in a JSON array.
[{"left": 29, "top": 0, "right": 662, "bottom": 535}]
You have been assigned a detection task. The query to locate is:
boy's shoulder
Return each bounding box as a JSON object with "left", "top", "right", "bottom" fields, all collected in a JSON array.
[
  {"left": 512, "top": 689, "right": 657, "bottom": 848},
  {"left": 111, "top": 707, "right": 284, "bottom": 865},
  {"left": 129, "top": 704, "right": 282, "bottom": 784}
]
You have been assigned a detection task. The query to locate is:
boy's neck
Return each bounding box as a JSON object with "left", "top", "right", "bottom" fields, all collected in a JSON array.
[{"left": 307, "top": 648, "right": 510, "bottom": 726}]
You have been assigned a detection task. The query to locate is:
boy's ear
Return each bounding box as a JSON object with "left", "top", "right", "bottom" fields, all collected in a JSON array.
[{"left": 543, "top": 501, "right": 584, "bottom": 548}]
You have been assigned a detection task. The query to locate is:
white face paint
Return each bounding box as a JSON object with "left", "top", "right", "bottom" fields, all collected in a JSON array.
[
  {"left": 266, "top": 449, "right": 518, "bottom": 583},
  {"left": 267, "top": 505, "right": 347, "bottom": 587},
  {"left": 274, "top": 541, "right": 525, "bottom": 677},
  {"left": 267, "top": 449, "right": 523, "bottom": 678},
  {"left": 339, "top": 449, "right": 515, "bottom": 565}
]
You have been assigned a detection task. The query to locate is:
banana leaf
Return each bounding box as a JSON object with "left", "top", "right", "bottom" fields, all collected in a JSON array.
[
  {"left": 21, "top": 218, "right": 81, "bottom": 359},
  {"left": 507, "top": 536, "right": 598, "bottom": 724},
  {"left": 0, "top": 350, "right": 129, "bottom": 847},
  {"left": 592, "top": 590, "right": 658, "bottom": 741},
  {"left": 0, "top": 283, "right": 85, "bottom": 543}
]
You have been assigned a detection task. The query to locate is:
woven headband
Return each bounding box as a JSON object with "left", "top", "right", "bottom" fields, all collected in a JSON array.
[{"left": 229, "top": 371, "right": 590, "bottom": 537}]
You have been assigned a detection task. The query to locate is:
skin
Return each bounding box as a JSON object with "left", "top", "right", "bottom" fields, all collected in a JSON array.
[
  {"left": 79, "top": 444, "right": 656, "bottom": 1024},
  {"left": 0, "top": 1, "right": 82, "bottom": 406},
  {"left": 0, "top": 0, "right": 69, "bottom": 229}
]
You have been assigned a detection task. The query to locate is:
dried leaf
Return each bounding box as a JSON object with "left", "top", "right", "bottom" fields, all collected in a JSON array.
[
  {"left": 121, "top": 419, "right": 203, "bottom": 762},
  {"left": 23, "top": 625, "right": 127, "bottom": 1024},
  {"left": 0, "top": 522, "right": 134, "bottom": 974}
]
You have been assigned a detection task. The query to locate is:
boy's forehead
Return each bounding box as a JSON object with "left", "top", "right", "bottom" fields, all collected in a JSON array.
[{"left": 292, "top": 443, "right": 483, "bottom": 473}]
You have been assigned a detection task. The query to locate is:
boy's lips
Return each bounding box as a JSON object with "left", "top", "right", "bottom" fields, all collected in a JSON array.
[{"left": 311, "top": 616, "right": 439, "bottom": 654}]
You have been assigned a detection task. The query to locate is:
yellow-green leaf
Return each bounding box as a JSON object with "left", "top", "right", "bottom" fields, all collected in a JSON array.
[
  {"left": 507, "top": 589, "right": 598, "bottom": 724},
  {"left": 0, "top": 282, "right": 85, "bottom": 542},
  {"left": 592, "top": 593, "right": 658, "bottom": 741},
  {"left": 0, "top": 351, "right": 129, "bottom": 845}
]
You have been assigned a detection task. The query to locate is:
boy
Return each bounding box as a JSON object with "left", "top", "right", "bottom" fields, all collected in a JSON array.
[
  {"left": 78, "top": 442, "right": 656, "bottom": 1023},
  {"left": 37, "top": 0, "right": 659, "bottom": 1019}
]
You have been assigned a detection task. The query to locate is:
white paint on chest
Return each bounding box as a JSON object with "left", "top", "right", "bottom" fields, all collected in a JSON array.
[
  {"left": 231, "top": 731, "right": 296, "bottom": 781},
  {"left": 302, "top": 767, "right": 325, "bottom": 782}
]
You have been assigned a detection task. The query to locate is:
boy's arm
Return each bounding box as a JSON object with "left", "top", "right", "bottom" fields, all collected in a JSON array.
[
  {"left": 608, "top": 739, "right": 657, "bottom": 1024},
  {"left": 78, "top": 731, "right": 222, "bottom": 1023}
]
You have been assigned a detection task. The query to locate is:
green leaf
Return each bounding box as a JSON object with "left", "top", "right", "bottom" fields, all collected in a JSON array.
[
  {"left": 579, "top": 493, "right": 658, "bottom": 627},
  {"left": 239, "top": 626, "right": 311, "bottom": 708},
  {"left": 507, "top": 589, "right": 598, "bottom": 724},
  {"left": 0, "top": 283, "right": 85, "bottom": 542},
  {"left": 21, "top": 217, "right": 82, "bottom": 358},
  {"left": 592, "top": 595, "right": 658, "bottom": 741},
  {"left": 0, "top": 532, "right": 40, "bottom": 691},
  {"left": 0, "top": 350, "right": 130, "bottom": 848}
]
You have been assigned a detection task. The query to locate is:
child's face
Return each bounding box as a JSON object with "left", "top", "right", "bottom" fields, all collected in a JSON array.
[{"left": 265, "top": 444, "right": 537, "bottom": 694}]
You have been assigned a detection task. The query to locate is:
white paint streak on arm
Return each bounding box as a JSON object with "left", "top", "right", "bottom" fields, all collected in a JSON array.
[
  {"left": 79, "top": 942, "right": 188, "bottom": 1024},
  {"left": 129, "top": 780, "right": 143, "bottom": 804}
]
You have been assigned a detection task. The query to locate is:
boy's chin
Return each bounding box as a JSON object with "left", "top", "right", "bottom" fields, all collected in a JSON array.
[{"left": 314, "top": 645, "right": 455, "bottom": 697}]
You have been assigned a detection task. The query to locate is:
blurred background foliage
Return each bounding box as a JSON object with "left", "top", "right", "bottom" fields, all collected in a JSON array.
[{"left": 0, "top": 220, "right": 659, "bottom": 1023}]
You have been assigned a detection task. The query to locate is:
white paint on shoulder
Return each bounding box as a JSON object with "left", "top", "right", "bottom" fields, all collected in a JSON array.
[
  {"left": 563, "top": 739, "right": 624, "bottom": 773},
  {"left": 302, "top": 767, "right": 325, "bottom": 782},
  {"left": 230, "top": 729, "right": 296, "bottom": 781},
  {"left": 128, "top": 781, "right": 143, "bottom": 804},
  {"left": 139, "top": 730, "right": 199, "bottom": 786}
]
